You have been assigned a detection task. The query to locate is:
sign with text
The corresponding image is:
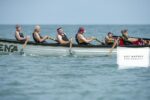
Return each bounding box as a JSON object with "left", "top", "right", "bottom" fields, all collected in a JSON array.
[{"left": 117, "top": 47, "right": 150, "bottom": 69}]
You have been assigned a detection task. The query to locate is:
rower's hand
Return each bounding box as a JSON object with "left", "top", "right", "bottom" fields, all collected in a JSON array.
[
  {"left": 47, "top": 36, "right": 51, "bottom": 39},
  {"left": 48, "top": 36, "right": 57, "bottom": 41},
  {"left": 91, "top": 37, "right": 97, "bottom": 40},
  {"left": 26, "top": 36, "right": 30, "bottom": 40},
  {"left": 46, "top": 36, "right": 49, "bottom": 39}
]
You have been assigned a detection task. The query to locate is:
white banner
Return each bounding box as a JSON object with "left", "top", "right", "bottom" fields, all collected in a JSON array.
[{"left": 117, "top": 47, "right": 150, "bottom": 69}]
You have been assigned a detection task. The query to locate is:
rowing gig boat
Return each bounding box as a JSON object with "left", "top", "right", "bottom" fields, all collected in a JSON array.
[{"left": 0, "top": 38, "right": 149, "bottom": 56}]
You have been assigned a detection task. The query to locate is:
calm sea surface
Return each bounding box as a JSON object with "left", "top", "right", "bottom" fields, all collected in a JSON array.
[{"left": 0, "top": 25, "right": 150, "bottom": 100}]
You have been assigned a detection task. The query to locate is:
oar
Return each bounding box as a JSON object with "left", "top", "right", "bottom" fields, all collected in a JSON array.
[
  {"left": 95, "top": 38, "right": 105, "bottom": 45},
  {"left": 113, "top": 35, "right": 150, "bottom": 45},
  {"left": 69, "top": 38, "right": 73, "bottom": 55},
  {"left": 48, "top": 36, "right": 73, "bottom": 54},
  {"left": 108, "top": 37, "right": 120, "bottom": 55},
  {"left": 113, "top": 35, "right": 150, "bottom": 41},
  {"left": 48, "top": 36, "right": 57, "bottom": 42},
  {"left": 20, "top": 38, "right": 29, "bottom": 54}
]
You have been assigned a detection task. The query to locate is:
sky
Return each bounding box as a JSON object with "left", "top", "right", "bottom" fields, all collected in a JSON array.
[{"left": 0, "top": 0, "right": 150, "bottom": 25}]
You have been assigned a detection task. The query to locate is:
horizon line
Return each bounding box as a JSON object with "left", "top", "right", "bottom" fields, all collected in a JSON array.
[{"left": 0, "top": 24, "right": 150, "bottom": 26}]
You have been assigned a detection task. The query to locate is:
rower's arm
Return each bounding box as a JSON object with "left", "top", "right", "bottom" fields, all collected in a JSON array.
[
  {"left": 35, "top": 33, "right": 48, "bottom": 42},
  {"left": 105, "top": 36, "right": 109, "bottom": 41},
  {"left": 79, "top": 35, "right": 93, "bottom": 43},
  {"left": 15, "top": 31, "right": 26, "bottom": 41},
  {"left": 57, "top": 35, "right": 69, "bottom": 44}
]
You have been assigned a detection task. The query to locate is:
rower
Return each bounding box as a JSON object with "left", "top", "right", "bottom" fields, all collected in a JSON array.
[
  {"left": 56, "top": 27, "right": 70, "bottom": 45},
  {"left": 105, "top": 32, "right": 115, "bottom": 45},
  {"left": 75, "top": 27, "right": 96, "bottom": 45},
  {"left": 120, "top": 29, "right": 144, "bottom": 46},
  {"left": 32, "top": 25, "right": 49, "bottom": 43},
  {"left": 120, "top": 29, "right": 133, "bottom": 45},
  {"left": 15, "top": 25, "right": 30, "bottom": 42}
]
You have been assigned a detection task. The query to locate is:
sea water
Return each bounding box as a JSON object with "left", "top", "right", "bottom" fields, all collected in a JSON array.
[{"left": 0, "top": 25, "right": 150, "bottom": 100}]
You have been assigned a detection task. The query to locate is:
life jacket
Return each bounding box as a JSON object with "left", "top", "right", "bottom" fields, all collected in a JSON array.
[
  {"left": 32, "top": 32, "right": 45, "bottom": 43},
  {"left": 121, "top": 35, "right": 132, "bottom": 45},
  {"left": 75, "top": 34, "right": 89, "bottom": 45},
  {"left": 119, "top": 38, "right": 124, "bottom": 46},
  {"left": 105, "top": 36, "right": 115, "bottom": 45},
  {"left": 15, "top": 32, "right": 25, "bottom": 42},
  {"left": 61, "top": 33, "right": 69, "bottom": 41}
]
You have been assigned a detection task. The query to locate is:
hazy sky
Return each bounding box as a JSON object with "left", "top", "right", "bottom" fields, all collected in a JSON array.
[{"left": 0, "top": 0, "right": 150, "bottom": 24}]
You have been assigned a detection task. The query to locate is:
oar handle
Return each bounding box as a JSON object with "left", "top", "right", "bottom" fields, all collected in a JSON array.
[{"left": 48, "top": 36, "right": 57, "bottom": 41}]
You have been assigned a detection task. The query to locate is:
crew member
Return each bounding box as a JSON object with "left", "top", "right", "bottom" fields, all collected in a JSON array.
[
  {"left": 105, "top": 32, "right": 115, "bottom": 45},
  {"left": 56, "top": 27, "right": 70, "bottom": 45},
  {"left": 75, "top": 27, "right": 96, "bottom": 45},
  {"left": 32, "top": 25, "right": 49, "bottom": 43},
  {"left": 15, "top": 25, "right": 30, "bottom": 42}
]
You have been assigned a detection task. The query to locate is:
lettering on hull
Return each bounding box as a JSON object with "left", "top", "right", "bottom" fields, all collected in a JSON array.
[{"left": 0, "top": 43, "right": 18, "bottom": 53}]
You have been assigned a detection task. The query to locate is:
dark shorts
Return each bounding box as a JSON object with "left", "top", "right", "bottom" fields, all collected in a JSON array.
[
  {"left": 78, "top": 43, "right": 90, "bottom": 46},
  {"left": 106, "top": 43, "right": 113, "bottom": 46},
  {"left": 17, "top": 39, "right": 27, "bottom": 43}
]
